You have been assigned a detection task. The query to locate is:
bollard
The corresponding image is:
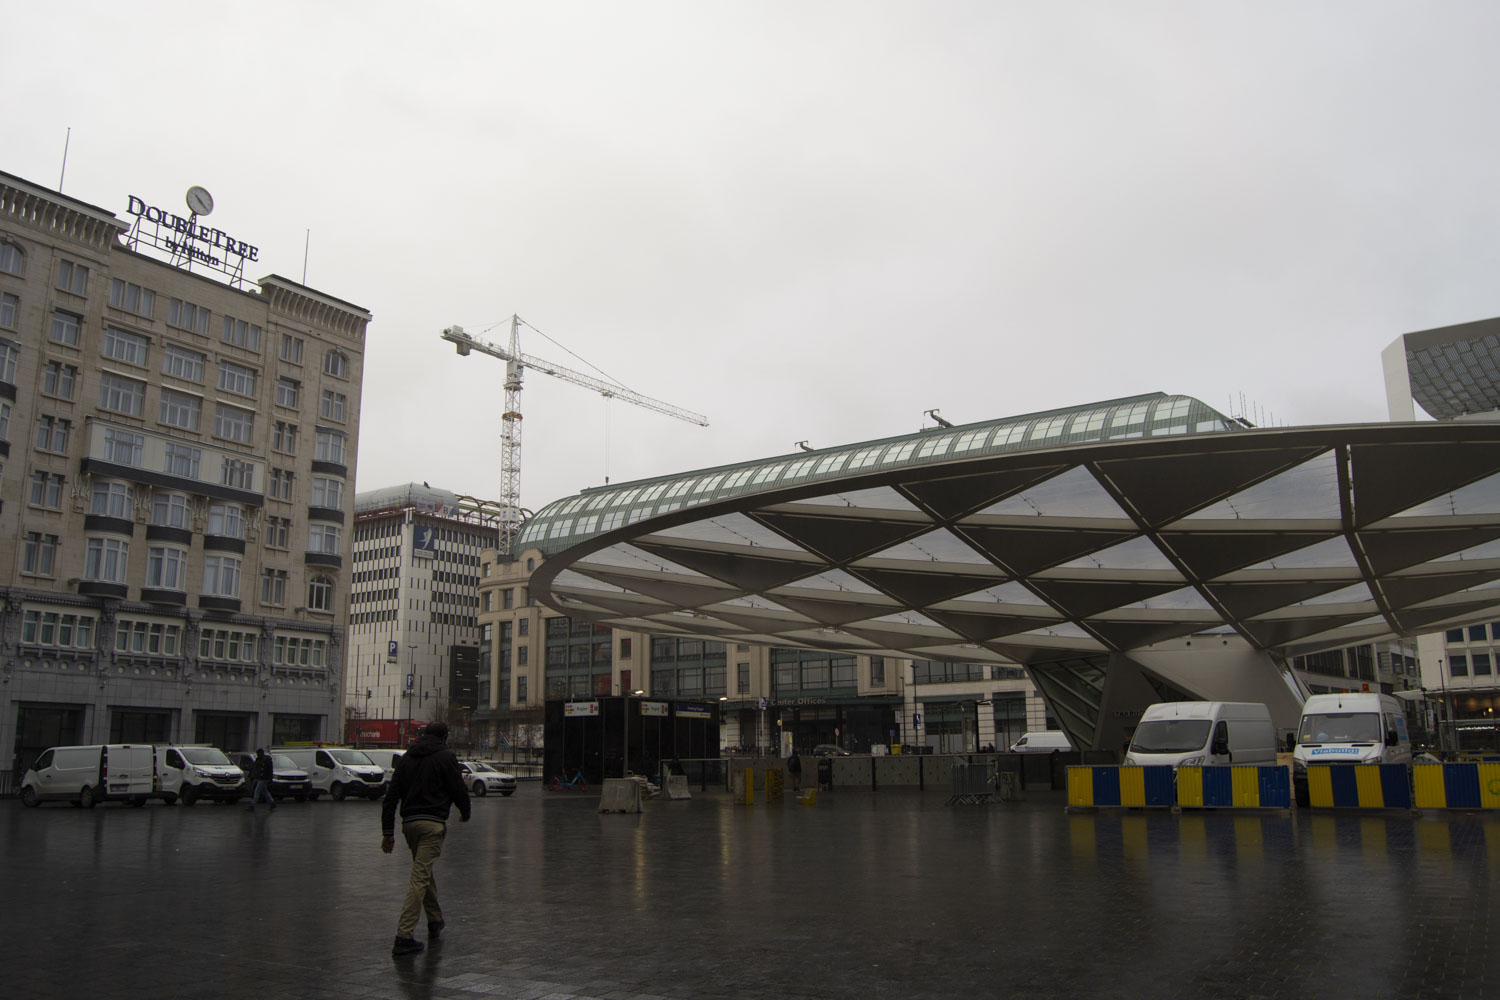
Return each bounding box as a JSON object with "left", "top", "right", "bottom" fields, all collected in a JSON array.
[{"left": 765, "top": 767, "right": 784, "bottom": 803}]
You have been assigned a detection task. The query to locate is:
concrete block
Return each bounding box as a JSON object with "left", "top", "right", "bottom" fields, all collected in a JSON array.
[{"left": 598, "top": 777, "right": 643, "bottom": 813}]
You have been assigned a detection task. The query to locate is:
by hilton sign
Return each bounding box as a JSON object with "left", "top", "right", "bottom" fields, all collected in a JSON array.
[{"left": 126, "top": 195, "right": 260, "bottom": 266}]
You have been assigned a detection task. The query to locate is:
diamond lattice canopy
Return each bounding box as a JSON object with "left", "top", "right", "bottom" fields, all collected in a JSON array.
[{"left": 520, "top": 394, "right": 1500, "bottom": 664}]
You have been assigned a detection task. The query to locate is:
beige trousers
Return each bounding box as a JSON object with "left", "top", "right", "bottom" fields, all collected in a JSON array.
[{"left": 397, "top": 819, "right": 447, "bottom": 938}]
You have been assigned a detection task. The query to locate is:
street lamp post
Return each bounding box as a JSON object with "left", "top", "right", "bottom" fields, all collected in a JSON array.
[
  {"left": 1439, "top": 656, "right": 1451, "bottom": 754},
  {"left": 407, "top": 644, "right": 418, "bottom": 738}
]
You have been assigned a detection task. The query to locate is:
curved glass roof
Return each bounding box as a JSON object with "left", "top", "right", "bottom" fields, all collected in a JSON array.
[
  {"left": 527, "top": 418, "right": 1500, "bottom": 664},
  {"left": 520, "top": 393, "right": 1241, "bottom": 555}
]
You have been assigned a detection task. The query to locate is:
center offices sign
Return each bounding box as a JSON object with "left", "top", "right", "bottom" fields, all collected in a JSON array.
[{"left": 124, "top": 195, "right": 260, "bottom": 271}]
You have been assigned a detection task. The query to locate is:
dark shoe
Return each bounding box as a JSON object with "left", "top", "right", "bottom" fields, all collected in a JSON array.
[
  {"left": 428, "top": 920, "right": 445, "bottom": 939},
  {"left": 391, "top": 936, "right": 425, "bottom": 956}
]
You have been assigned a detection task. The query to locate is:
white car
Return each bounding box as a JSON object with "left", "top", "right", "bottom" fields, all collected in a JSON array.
[{"left": 459, "top": 760, "right": 517, "bottom": 797}]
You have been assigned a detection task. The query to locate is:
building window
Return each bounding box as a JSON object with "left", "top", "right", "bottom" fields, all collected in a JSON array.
[
  {"left": 49, "top": 310, "right": 81, "bottom": 346},
  {"left": 0, "top": 242, "right": 22, "bottom": 276},
  {"left": 85, "top": 536, "right": 130, "bottom": 583},
  {"left": 202, "top": 554, "right": 241, "bottom": 598},
  {"left": 276, "top": 377, "right": 299, "bottom": 408},
  {"left": 1451, "top": 656, "right": 1469, "bottom": 677},
  {"left": 145, "top": 545, "right": 188, "bottom": 590},
  {"left": 273, "top": 635, "right": 324, "bottom": 667},
  {"left": 158, "top": 388, "right": 202, "bottom": 431},
  {"left": 22, "top": 610, "right": 95, "bottom": 648},
  {"left": 217, "top": 360, "right": 258, "bottom": 396},
  {"left": 34, "top": 415, "right": 70, "bottom": 453},
  {"left": 151, "top": 492, "right": 190, "bottom": 529},
  {"left": 201, "top": 627, "right": 258, "bottom": 663},
  {"left": 22, "top": 532, "right": 58, "bottom": 575},
  {"left": 56, "top": 259, "right": 89, "bottom": 295},
  {"left": 102, "top": 427, "right": 144, "bottom": 466},
  {"left": 319, "top": 389, "right": 346, "bottom": 422},
  {"left": 737, "top": 663, "right": 749, "bottom": 693},
  {"left": 269, "top": 469, "right": 294, "bottom": 501},
  {"left": 517, "top": 646, "right": 529, "bottom": 666},
  {"left": 102, "top": 327, "right": 150, "bottom": 366},
  {"left": 261, "top": 568, "right": 288, "bottom": 607},
  {"left": 503, "top": 588, "right": 513, "bottom": 610},
  {"left": 221, "top": 316, "right": 261, "bottom": 351},
  {"left": 161, "top": 343, "right": 205, "bottom": 382},
  {"left": 42, "top": 361, "right": 77, "bottom": 398},
  {"left": 0, "top": 399, "right": 8, "bottom": 442},
  {"left": 311, "top": 476, "right": 343, "bottom": 508},
  {"left": 207, "top": 503, "right": 243, "bottom": 539},
  {"left": 213, "top": 403, "right": 254, "bottom": 443},
  {"left": 29, "top": 471, "right": 64, "bottom": 509},
  {"left": 109, "top": 279, "right": 155, "bottom": 318},
  {"left": 323, "top": 349, "right": 348, "bottom": 378},
  {"left": 309, "top": 522, "right": 341, "bottom": 554},
  {"left": 90, "top": 480, "right": 133, "bottom": 518},
  {"left": 264, "top": 516, "right": 291, "bottom": 549},
  {"left": 162, "top": 442, "right": 202, "bottom": 479},
  {"left": 314, "top": 429, "right": 347, "bottom": 464},
  {"left": 0, "top": 293, "right": 17, "bottom": 331},
  {"left": 99, "top": 372, "right": 146, "bottom": 416},
  {"left": 307, "top": 575, "right": 334, "bottom": 611},
  {"left": 272, "top": 421, "right": 297, "bottom": 454},
  {"left": 0, "top": 342, "right": 16, "bottom": 389},
  {"left": 871, "top": 656, "right": 885, "bottom": 686},
  {"left": 482, "top": 591, "right": 492, "bottom": 612},
  {"left": 220, "top": 457, "right": 256, "bottom": 490},
  {"left": 279, "top": 334, "right": 304, "bottom": 364},
  {"left": 518, "top": 618, "right": 529, "bottom": 636},
  {"left": 115, "top": 619, "right": 179, "bottom": 657},
  {"left": 167, "top": 298, "right": 210, "bottom": 334}
]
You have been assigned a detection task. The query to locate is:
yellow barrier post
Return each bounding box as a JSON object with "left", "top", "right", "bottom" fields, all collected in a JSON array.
[{"left": 765, "top": 767, "right": 784, "bottom": 803}]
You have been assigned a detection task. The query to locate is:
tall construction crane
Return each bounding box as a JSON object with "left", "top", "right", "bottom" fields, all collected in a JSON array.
[{"left": 441, "top": 316, "right": 709, "bottom": 556}]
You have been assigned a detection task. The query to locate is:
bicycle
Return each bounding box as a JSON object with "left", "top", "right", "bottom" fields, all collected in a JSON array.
[{"left": 546, "top": 768, "right": 589, "bottom": 791}]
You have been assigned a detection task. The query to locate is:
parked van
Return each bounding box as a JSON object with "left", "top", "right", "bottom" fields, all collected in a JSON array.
[
  {"left": 1123, "top": 702, "right": 1277, "bottom": 768},
  {"left": 155, "top": 745, "right": 247, "bottom": 805},
  {"left": 275, "top": 746, "right": 386, "bottom": 800},
  {"left": 1293, "top": 692, "right": 1412, "bottom": 772},
  {"left": 229, "top": 751, "right": 314, "bottom": 802},
  {"left": 1009, "top": 731, "right": 1073, "bottom": 753},
  {"left": 20, "top": 744, "right": 155, "bottom": 808},
  {"left": 360, "top": 748, "right": 404, "bottom": 787}
]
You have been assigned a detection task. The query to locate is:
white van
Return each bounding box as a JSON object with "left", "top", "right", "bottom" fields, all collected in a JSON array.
[
  {"left": 1123, "top": 702, "right": 1277, "bottom": 768},
  {"left": 1293, "top": 692, "right": 1412, "bottom": 773},
  {"left": 360, "top": 748, "right": 404, "bottom": 787},
  {"left": 1009, "top": 731, "right": 1073, "bottom": 753},
  {"left": 20, "top": 744, "right": 155, "bottom": 808},
  {"left": 155, "top": 745, "right": 247, "bottom": 805},
  {"left": 276, "top": 746, "right": 387, "bottom": 800}
]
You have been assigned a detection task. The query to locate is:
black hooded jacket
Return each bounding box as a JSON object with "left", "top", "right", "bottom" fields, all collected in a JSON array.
[{"left": 381, "top": 734, "right": 471, "bottom": 835}]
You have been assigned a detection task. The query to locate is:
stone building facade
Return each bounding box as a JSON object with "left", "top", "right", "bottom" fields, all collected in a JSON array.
[{"left": 0, "top": 169, "right": 369, "bottom": 782}]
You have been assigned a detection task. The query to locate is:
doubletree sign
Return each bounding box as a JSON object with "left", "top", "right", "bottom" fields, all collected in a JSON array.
[{"left": 126, "top": 194, "right": 260, "bottom": 266}]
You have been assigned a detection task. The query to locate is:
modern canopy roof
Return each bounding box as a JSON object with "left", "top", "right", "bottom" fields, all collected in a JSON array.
[{"left": 525, "top": 396, "right": 1500, "bottom": 665}]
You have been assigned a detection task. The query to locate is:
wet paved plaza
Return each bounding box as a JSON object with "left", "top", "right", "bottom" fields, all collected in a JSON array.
[{"left": 2, "top": 784, "right": 1495, "bottom": 1000}]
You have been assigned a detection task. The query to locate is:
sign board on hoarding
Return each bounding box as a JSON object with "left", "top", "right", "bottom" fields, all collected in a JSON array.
[
  {"left": 564, "top": 701, "right": 599, "bottom": 717},
  {"left": 640, "top": 702, "right": 668, "bottom": 717},
  {"left": 676, "top": 703, "right": 713, "bottom": 720}
]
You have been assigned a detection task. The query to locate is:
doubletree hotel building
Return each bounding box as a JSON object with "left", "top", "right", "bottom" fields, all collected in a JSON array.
[{"left": 0, "top": 169, "right": 369, "bottom": 783}]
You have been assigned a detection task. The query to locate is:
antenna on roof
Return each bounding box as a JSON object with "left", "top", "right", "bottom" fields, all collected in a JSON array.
[
  {"left": 58, "top": 127, "right": 71, "bottom": 192},
  {"left": 795, "top": 440, "right": 814, "bottom": 452}
]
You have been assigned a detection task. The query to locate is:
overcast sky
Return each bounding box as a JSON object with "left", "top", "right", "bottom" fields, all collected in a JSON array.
[{"left": 8, "top": 2, "right": 1500, "bottom": 515}]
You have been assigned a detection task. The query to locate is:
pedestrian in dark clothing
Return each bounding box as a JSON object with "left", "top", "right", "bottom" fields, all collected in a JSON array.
[
  {"left": 247, "top": 748, "right": 276, "bottom": 811},
  {"left": 381, "top": 722, "right": 471, "bottom": 956},
  {"left": 787, "top": 751, "right": 802, "bottom": 790}
]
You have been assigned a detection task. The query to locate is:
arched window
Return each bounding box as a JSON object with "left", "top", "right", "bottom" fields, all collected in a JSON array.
[
  {"left": 323, "top": 349, "right": 349, "bottom": 379},
  {"left": 307, "top": 575, "right": 334, "bottom": 612},
  {"left": 0, "top": 242, "right": 23, "bottom": 277}
]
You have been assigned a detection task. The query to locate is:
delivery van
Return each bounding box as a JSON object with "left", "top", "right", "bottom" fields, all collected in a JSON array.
[
  {"left": 1293, "top": 692, "right": 1411, "bottom": 771},
  {"left": 155, "top": 745, "right": 247, "bottom": 805},
  {"left": 1009, "top": 731, "right": 1073, "bottom": 753},
  {"left": 275, "top": 746, "right": 387, "bottom": 800},
  {"left": 20, "top": 744, "right": 155, "bottom": 808},
  {"left": 361, "top": 748, "right": 403, "bottom": 787},
  {"left": 1123, "top": 702, "right": 1277, "bottom": 768}
]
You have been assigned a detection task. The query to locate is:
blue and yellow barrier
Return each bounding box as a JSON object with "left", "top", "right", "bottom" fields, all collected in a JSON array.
[
  {"left": 1305, "top": 763, "right": 1411, "bottom": 809},
  {"left": 1177, "top": 765, "right": 1290, "bottom": 809},
  {"left": 1412, "top": 762, "right": 1500, "bottom": 809},
  {"left": 1067, "top": 766, "right": 1175, "bottom": 807},
  {"left": 1067, "top": 765, "right": 1288, "bottom": 809}
]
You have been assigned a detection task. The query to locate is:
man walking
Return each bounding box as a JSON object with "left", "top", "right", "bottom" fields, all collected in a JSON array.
[
  {"left": 247, "top": 748, "right": 276, "bottom": 811},
  {"left": 380, "top": 722, "right": 470, "bottom": 956}
]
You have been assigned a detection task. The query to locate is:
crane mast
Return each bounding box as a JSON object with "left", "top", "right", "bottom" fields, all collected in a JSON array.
[{"left": 442, "top": 316, "right": 709, "bottom": 556}]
